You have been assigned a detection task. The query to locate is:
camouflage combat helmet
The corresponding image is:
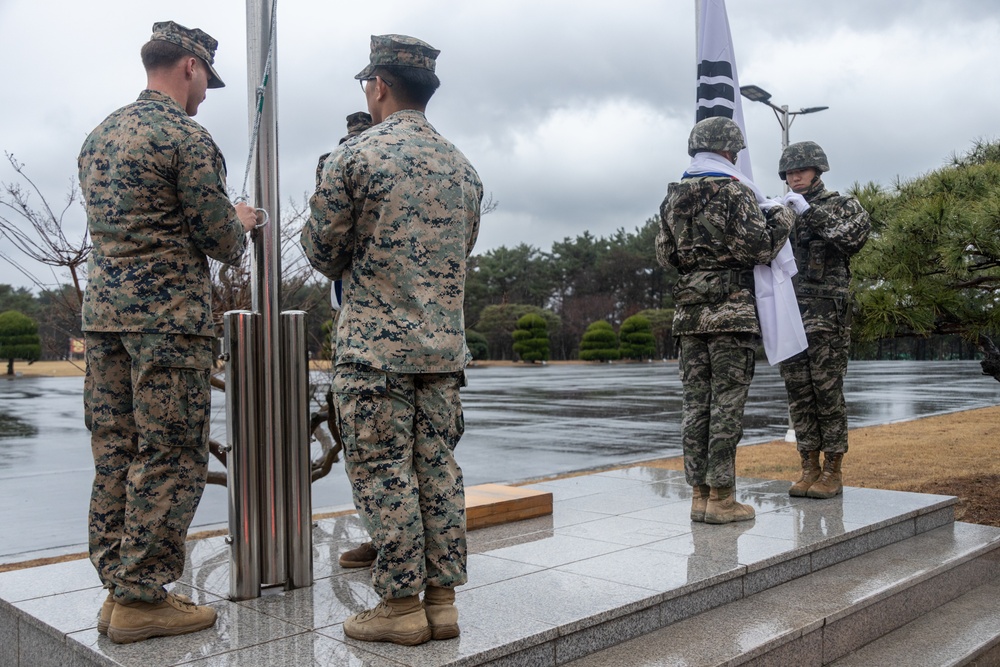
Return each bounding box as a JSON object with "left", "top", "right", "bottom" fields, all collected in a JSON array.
[
  {"left": 778, "top": 141, "right": 830, "bottom": 180},
  {"left": 687, "top": 116, "right": 746, "bottom": 157}
]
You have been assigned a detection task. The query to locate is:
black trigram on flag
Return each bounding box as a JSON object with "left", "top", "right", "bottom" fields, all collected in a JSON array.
[{"left": 696, "top": 60, "right": 735, "bottom": 122}]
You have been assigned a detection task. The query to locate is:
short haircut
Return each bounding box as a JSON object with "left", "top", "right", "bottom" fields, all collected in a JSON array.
[
  {"left": 375, "top": 65, "right": 440, "bottom": 107},
  {"left": 140, "top": 39, "right": 191, "bottom": 73}
]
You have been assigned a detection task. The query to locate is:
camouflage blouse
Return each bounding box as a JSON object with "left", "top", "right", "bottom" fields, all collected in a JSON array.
[
  {"left": 791, "top": 179, "right": 871, "bottom": 333},
  {"left": 303, "top": 109, "right": 482, "bottom": 373},
  {"left": 657, "top": 176, "right": 793, "bottom": 336},
  {"left": 78, "top": 90, "right": 247, "bottom": 337}
]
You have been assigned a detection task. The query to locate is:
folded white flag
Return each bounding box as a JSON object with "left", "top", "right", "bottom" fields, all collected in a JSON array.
[{"left": 755, "top": 240, "right": 808, "bottom": 365}]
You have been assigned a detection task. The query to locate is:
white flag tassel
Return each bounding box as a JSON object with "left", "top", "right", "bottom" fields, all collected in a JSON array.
[{"left": 695, "top": 0, "right": 807, "bottom": 365}]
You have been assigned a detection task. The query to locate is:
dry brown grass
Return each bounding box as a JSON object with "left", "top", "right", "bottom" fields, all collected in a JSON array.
[{"left": 643, "top": 406, "right": 1000, "bottom": 525}]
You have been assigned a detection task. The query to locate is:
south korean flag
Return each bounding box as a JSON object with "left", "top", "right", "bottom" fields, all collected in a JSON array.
[{"left": 696, "top": 0, "right": 753, "bottom": 181}]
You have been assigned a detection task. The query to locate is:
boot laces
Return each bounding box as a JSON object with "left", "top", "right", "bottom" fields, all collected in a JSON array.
[
  {"left": 168, "top": 592, "right": 196, "bottom": 609},
  {"left": 355, "top": 600, "right": 390, "bottom": 622}
]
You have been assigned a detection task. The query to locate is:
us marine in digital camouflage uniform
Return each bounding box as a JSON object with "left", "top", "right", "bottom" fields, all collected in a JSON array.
[
  {"left": 656, "top": 117, "right": 793, "bottom": 525},
  {"left": 78, "top": 21, "right": 257, "bottom": 644},
  {"left": 778, "top": 142, "right": 870, "bottom": 499},
  {"left": 302, "top": 34, "right": 482, "bottom": 646}
]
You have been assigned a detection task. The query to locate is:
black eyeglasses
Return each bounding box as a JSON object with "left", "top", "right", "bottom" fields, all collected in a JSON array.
[{"left": 359, "top": 76, "right": 393, "bottom": 93}]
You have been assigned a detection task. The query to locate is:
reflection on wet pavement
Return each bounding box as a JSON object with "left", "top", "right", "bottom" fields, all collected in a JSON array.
[{"left": 0, "top": 361, "right": 997, "bottom": 559}]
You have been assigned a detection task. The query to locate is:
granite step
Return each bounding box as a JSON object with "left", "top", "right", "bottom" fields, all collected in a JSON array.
[
  {"left": 560, "top": 521, "right": 1000, "bottom": 667},
  {"left": 829, "top": 576, "right": 1000, "bottom": 667}
]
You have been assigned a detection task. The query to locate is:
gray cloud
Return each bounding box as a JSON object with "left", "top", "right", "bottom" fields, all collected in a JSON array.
[{"left": 2, "top": 0, "right": 999, "bottom": 288}]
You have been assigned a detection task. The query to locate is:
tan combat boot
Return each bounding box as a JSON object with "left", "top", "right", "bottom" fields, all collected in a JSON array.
[
  {"left": 789, "top": 451, "right": 821, "bottom": 497},
  {"left": 423, "top": 585, "right": 459, "bottom": 640},
  {"left": 807, "top": 453, "right": 844, "bottom": 499},
  {"left": 704, "top": 486, "right": 756, "bottom": 524},
  {"left": 107, "top": 592, "right": 217, "bottom": 644},
  {"left": 690, "top": 484, "right": 711, "bottom": 522},
  {"left": 343, "top": 594, "right": 431, "bottom": 645},
  {"left": 339, "top": 541, "right": 377, "bottom": 568},
  {"left": 97, "top": 591, "right": 114, "bottom": 635}
]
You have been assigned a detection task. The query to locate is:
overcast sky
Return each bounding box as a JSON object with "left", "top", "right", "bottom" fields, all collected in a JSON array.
[{"left": 1, "top": 0, "right": 998, "bottom": 291}]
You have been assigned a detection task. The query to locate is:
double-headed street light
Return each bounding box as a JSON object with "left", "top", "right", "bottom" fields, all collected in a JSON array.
[{"left": 740, "top": 84, "right": 828, "bottom": 151}]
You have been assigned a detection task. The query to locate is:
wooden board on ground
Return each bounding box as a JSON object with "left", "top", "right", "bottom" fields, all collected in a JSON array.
[{"left": 466, "top": 483, "right": 552, "bottom": 530}]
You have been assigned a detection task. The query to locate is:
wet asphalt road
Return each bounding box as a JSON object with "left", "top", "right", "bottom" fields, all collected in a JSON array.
[{"left": 1, "top": 360, "right": 997, "bottom": 560}]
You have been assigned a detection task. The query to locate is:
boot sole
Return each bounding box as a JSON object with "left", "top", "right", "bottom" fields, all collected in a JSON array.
[
  {"left": 345, "top": 625, "right": 432, "bottom": 646},
  {"left": 806, "top": 488, "right": 843, "bottom": 499},
  {"left": 703, "top": 513, "right": 755, "bottom": 524},
  {"left": 338, "top": 559, "right": 375, "bottom": 568},
  {"left": 788, "top": 487, "right": 810, "bottom": 497},
  {"left": 107, "top": 618, "right": 216, "bottom": 644},
  {"left": 431, "top": 624, "right": 460, "bottom": 640}
]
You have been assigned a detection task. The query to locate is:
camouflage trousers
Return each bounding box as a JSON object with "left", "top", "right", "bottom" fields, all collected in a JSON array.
[
  {"left": 780, "top": 330, "right": 850, "bottom": 455},
  {"left": 84, "top": 332, "right": 212, "bottom": 604},
  {"left": 332, "top": 363, "right": 468, "bottom": 599},
  {"left": 678, "top": 333, "right": 758, "bottom": 488}
]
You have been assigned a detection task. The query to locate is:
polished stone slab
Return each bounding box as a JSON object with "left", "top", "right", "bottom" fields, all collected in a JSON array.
[
  {"left": 829, "top": 577, "right": 1000, "bottom": 666},
  {"left": 561, "top": 522, "right": 1000, "bottom": 667},
  {"left": 0, "top": 469, "right": 973, "bottom": 667}
]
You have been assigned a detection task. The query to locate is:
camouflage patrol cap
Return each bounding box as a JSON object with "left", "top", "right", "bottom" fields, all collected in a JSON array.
[
  {"left": 150, "top": 21, "right": 225, "bottom": 89},
  {"left": 346, "top": 111, "right": 373, "bottom": 135},
  {"left": 354, "top": 34, "right": 440, "bottom": 80},
  {"left": 779, "top": 141, "right": 830, "bottom": 180},
  {"left": 687, "top": 117, "right": 746, "bottom": 157},
  {"left": 339, "top": 111, "right": 373, "bottom": 144}
]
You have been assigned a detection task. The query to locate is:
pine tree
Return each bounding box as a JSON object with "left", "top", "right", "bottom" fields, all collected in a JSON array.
[{"left": 851, "top": 139, "right": 1000, "bottom": 380}]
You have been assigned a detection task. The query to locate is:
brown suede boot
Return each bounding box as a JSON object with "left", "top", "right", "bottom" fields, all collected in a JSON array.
[
  {"left": 97, "top": 591, "right": 114, "bottom": 635},
  {"left": 807, "top": 453, "right": 844, "bottom": 499},
  {"left": 704, "top": 486, "right": 755, "bottom": 524},
  {"left": 789, "top": 451, "right": 821, "bottom": 497},
  {"left": 107, "top": 592, "right": 216, "bottom": 644},
  {"left": 343, "top": 595, "right": 431, "bottom": 645},
  {"left": 423, "top": 586, "right": 459, "bottom": 640},
  {"left": 690, "top": 484, "right": 711, "bottom": 522},
  {"left": 339, "top": 541, "right": 377, "bottom": 568}
]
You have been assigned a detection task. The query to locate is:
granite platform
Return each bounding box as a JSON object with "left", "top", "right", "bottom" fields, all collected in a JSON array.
[{"left": 3, "top": 467, "right": 997, "bottom": 666}]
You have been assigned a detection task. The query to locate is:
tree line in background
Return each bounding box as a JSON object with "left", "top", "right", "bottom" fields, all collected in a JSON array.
[{"left": 2, "top": 142, "right": 999, "bottom": 375}]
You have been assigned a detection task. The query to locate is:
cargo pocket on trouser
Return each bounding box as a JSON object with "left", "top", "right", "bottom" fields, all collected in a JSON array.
[
  {"left": 333, "top": 365, "right": 401, "bottom": 464},
  {"left": 714, "top": 335, "right": 757, "bottom": 388},
  {"left": 137, "top": 334, "right": 213, "bottom": 451},
  {"left": 442, "top": 373, "right": 465, "bottom": 452}
]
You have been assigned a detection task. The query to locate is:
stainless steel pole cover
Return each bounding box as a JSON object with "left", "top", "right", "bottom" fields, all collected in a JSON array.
[
  {"left": 224, "top": 310, "right": 262, "bottom": 600},
  {"left": 282, "top": 311, "right": 313, "bottom": 589}
]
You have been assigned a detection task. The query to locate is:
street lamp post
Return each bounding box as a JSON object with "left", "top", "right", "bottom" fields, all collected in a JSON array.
[{"left": 740, "top": 84, "right": 829, "bottom": 152}]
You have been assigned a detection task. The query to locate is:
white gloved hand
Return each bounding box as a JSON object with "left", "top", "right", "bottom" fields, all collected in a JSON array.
[
  {"left": 759, "top": 197, "right": 784, "bottom": 211},
  {"left": 782, "top": 192, "right": 810, "bottom": 215}
]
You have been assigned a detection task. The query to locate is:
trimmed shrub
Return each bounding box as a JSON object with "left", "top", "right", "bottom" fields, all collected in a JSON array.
[
  {"left": 512, "top": 313, "right": 550, "bottom": 362},
  {"left": 579, "top": 320, "right": 620, "bottom": 361},
  {"left": 619, "top": 314, "right": 656, "bottom": 360}
]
